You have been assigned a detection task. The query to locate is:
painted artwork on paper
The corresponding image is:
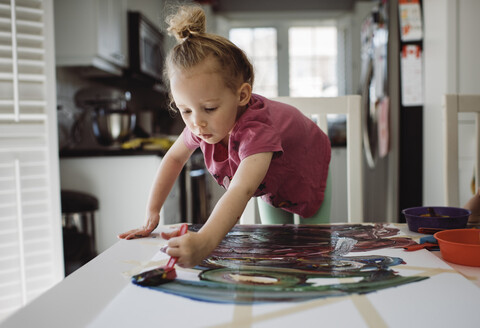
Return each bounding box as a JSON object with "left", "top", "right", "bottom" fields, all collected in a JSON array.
[{"left": 133, "top": 224, "right": 427, "bottom": 304}]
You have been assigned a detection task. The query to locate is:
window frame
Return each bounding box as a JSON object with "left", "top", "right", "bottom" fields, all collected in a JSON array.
[{"left": 226, "top": 16, "right": 348, "bottom": 97}]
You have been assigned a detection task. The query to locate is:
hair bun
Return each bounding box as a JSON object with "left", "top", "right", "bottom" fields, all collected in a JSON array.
[{"left": 166, "top": 5, "right": 206, "bottom": 42}]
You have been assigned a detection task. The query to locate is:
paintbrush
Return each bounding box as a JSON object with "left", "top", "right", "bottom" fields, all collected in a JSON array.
[{"left": 131, "top": 223, "right": 188, "bottom": 287}]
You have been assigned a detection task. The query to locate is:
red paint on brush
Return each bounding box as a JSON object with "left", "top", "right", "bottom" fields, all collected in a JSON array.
[{"left": 132, "top": 223, "right": 188, "bottom": 286}]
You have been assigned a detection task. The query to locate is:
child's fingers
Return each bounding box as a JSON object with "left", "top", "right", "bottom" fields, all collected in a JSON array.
[
  {"left": 161, "top": 231, "right": 175, "bottom": 240},
  {"left": 165, "top": 246, "right": 181, "bottom": 258},
  {"left": 163, "top": 232, "right": 185, "bottom": 255},
  {"left": 119, "top": 228, "right": 150, "bottom": 240},
  {"left": 161, "top": 226, "right": 188, "bottom": 240},
  {"left": 118, "top": 228, "right": 142, "bottom": 239},
  {"left": 117, "top": 231, "right": 129, "bottom": 239},
  {"left": 126, "top": 231, "right": 146, "bottom": 240}
]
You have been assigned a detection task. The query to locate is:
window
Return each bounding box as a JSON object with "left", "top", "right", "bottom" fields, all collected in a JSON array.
[
  {"left": 229, "top": 25, "right": 339, "bottom": 97},
  {"left": 289, "top": 27, "right": 337, "bottom": 97},
  {"left": 229, "top": 27, "right": 278, "bottom": 97}
]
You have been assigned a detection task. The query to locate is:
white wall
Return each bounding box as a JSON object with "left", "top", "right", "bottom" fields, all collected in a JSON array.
[
  {"left": 423, "top": 0, "right": 480, "bottom": 206},
  {"left": 456, "top": 1, "right": 480, "bottom": 204}
]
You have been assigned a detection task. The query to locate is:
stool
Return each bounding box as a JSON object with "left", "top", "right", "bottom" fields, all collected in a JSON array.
[{"left": 61, "top": 190, "right": 99, "bottom": 275}]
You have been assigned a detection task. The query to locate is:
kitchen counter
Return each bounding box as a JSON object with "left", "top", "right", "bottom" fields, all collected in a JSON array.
[
  {"left": 59, "top": 155, "right": 183, "bottom": 253},
  {"left": 2, "top": 224, "right": 479, "bottom": 327},
  {"left": 59, "top": 147, "right": 166, "bottom": 158},
  {"left": 59, "top": 136, "right": 176, "bottom": 158}
]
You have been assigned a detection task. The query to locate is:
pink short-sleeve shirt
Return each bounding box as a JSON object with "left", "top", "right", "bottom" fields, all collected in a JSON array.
[{"left": 182, "top": 94, "right": 331, "bottom": 217}]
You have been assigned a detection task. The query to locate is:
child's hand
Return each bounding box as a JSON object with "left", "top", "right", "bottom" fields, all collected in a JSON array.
[
  {"left": 117, "top": 213, "right": 159, "bottom": 240},
  {"left": 161, "top": 229, "right": 214, "bottom": 268}
]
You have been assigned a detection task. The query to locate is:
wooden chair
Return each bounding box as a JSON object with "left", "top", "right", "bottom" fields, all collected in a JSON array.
[
  {"left": 443, "top": 94, "right": 480, "bottom": 206},
  {"left": 240, "top": 95, "right": 364, "bottom": 224}
]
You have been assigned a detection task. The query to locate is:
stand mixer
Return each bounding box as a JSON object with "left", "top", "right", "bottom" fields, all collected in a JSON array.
[{"left": 75, "top": 87, "right": 136, "bottom": 147}]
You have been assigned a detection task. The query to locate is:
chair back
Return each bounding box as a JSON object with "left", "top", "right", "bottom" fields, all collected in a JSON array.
[
  {"left": 444, "top": 94, "right": 480, "bottom": 206},
  {"left": 240, "top": 95, "right": 364, "bottom": 224}
]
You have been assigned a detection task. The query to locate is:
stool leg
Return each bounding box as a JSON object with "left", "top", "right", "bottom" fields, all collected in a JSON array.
[
  {"left": 78, "top": 212, "right": 97, "bottom": 259},
  {"left": 87, "top": 212, "right": 97, "bottom": 257}
]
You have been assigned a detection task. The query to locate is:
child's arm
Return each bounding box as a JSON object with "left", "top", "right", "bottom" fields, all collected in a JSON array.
[
  {"left": 464, "top": 188, "right": 480, "bottom": 224},
  {"left": 118, "top": 135, "right": 194, "bottom": 239},
  {"left": 162, "top": 151, "right": 274, "bottom": 268}
]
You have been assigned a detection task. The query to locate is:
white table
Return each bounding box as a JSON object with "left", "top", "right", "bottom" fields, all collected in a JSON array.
[
  {"left": 1, "top": 231, "right": 160, "bottom": 328},
  {"left": 398, "top": 225, "right": 480, "bottom": 287},
  {"left": 2, "top": 224, "right": 479, "bottom": 327}
]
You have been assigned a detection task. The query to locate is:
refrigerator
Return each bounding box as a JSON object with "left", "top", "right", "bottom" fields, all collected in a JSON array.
[{"left": 359, "top": 0, "right": 423, "bottom": 222}]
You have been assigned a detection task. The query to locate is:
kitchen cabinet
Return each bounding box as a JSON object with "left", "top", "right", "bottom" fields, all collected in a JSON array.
[
  {"left": 53, "top": 0, "right": 128, "bottom": 75},
  {"left": 59, "top": 155, "right": 182, "bottom": 253}
]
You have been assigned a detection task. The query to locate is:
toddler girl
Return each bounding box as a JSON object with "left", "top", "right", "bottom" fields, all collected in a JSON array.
[{"left": 119, "top": 5, "right": 331, "bottom": 268}]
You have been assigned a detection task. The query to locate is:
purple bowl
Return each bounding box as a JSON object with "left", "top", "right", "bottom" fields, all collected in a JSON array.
[{"left": 402, "top": 206, "right": 471, "bottom": 233}]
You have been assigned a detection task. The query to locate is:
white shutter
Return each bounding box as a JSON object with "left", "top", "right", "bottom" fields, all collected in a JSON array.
[{"left": 0, "top": 0, "right": 63, "bottom": 322}]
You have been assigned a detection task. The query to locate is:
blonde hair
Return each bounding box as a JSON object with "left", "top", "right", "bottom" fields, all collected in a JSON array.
[{"left": 164, "top": 5, "right": 254, "bottom": 101}]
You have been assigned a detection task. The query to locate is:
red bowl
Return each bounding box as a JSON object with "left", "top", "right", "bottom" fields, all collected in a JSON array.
[{"left": 434, "top": 229, "right": 480, "bottom": 267}]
